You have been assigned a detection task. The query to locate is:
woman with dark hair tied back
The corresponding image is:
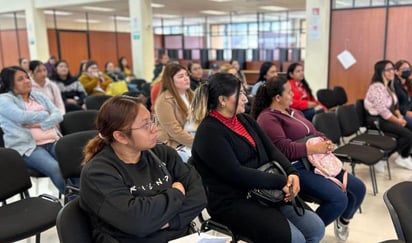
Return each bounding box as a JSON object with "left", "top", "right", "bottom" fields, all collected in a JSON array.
[
  {"left": 0, "top": 66, "right": 67, "bottom": 194},
  {"left": 191, "top": 73, "right": 325, "bottom": 243},
  {"left": 251, "top": 76, "right": 366, "bottom": 242},
  {"left": 365, "top": 60, "right": 412, "bottom": 170},
  {"left": 80, "top": 95, "right": 206, "bottom": 243},
  {"left": 29, "top": 60, "right": 66, "bottom": 115},
  {"left": 287, "top": 63, "right": 324, "bottom": 121},
  {"left": 251, "top": 61, "right": 278, "bottom": 96}
]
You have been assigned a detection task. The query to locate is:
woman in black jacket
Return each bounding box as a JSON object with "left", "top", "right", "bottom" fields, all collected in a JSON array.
[
  {"left": 190, "top": 73, "right": 325, "bottom": 243},
  {"left": 80, "top": 95, "right": 207, "bottom": 243},
  {"left": 50, "top": 60, "right": 87, "bottom": 112}
]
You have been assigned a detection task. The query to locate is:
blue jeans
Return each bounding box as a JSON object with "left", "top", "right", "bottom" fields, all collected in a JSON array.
[
  {"left": 279, "top": 204, "right": 325, "bottom": 242},
  {"left": 23, "top": 142, "right": 69, "bottom": 194},
  {"left": 294, "top": 161, "right": 366, "bottom": 226},
  {"left": 302, "top": 108, "right": 324, "bottom": 122}
]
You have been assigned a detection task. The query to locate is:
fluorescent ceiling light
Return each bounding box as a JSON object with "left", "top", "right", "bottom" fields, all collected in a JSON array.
[
  {"left": 44, "top": 10, "right": 72, "bottom": 16},
  {"left": 259, "top": 6, "right": 288, "bottom": 11},
  {"left": 110, "top": 16, "right": 130, "bottom": 21},
  {"left": 1, "top": 13, "right": 25, "bottom": 18},
  {"left": 336, "top": 0, "right": 351, "bottom": 5},
  {"left": 200, "top": 10, "right": 228, "bottom": 15},
  {"left": 209, "top": 0, "right": 233, "bottom": 2},
  {"left": 151, "top": 3, "right": 165, "bottom": 8},
  {"left": 75, "top": 19, "right": 100, "bottom": 23},
  {"left": 82, "top": 6, "right": 114, "bottom": 12},
  {"left": 153, "top": 14, "right": 179, "bottom": 18}
]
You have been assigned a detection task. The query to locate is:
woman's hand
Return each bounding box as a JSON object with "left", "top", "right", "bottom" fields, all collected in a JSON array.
[
  {"left": 282, "top": 174, "right": 300, "bottom": 202},
  {"left": 307, "top": 140, "right": 334, "bottom": 154},
  {"left": 397, "top": 118, "right": 407, "bottom": 127},
  {"left": 66, "top": 98, "right": 78, "bottom": 105},
  {"left": 172, "top": 182, "right": 186, "bottom": 195}
]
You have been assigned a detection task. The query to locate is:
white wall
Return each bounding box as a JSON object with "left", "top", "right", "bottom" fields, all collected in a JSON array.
[{"left": 304, "top": 0, "right": 330, "bottom": 93}]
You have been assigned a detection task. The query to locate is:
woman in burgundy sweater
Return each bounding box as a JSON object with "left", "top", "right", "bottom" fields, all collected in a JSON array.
[{"left": 251, "top": 76, "right": 365, "bottom": 242}]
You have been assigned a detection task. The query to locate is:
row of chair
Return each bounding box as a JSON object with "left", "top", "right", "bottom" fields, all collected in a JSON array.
[{"left": 312, "top": 101, "right": 397, "bottom": 196}]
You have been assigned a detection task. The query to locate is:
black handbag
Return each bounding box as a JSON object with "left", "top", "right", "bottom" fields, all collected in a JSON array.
[{"left": 248, "top": 161, "right": 305, "bottom": 216}]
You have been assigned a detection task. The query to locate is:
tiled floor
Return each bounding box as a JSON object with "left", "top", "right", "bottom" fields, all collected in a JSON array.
[{"left": 15, "top": 155, "right": 411, "bottom": 243}]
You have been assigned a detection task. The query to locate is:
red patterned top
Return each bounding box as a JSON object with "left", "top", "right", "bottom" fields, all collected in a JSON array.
[{"left": 209, "top": 110, "right": 256, "bottom": 147}]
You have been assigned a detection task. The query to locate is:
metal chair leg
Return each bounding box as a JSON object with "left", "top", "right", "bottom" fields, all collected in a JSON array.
[
  {"left": 386, "top": 159, "right": 392, "bottom": 180},
  {"left": 369, "top": 166, "right": 378, "bottom": 196}
]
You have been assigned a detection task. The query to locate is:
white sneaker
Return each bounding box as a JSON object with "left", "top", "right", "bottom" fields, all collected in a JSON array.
[
  {"left": 394, "top": 156, "right": 412, "bottom": 170},
  {"left": 334, "top": 218, "right": 349, "bottom": 242},
  {"left": 374, "top": 161, "right": 386, "bottom": 173}
]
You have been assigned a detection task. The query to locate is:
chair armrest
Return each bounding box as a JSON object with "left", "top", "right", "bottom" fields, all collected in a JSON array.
[{"left": 39, "top": 194, "right": 61, "bottom": 204}]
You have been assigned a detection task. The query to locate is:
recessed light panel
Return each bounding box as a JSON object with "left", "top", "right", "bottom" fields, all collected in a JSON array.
[{"left": 82, "top": 6, "right": 114, "bottom": 12}]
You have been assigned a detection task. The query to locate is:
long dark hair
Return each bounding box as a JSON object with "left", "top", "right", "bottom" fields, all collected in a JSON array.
[
  {"left": 287, "top": 62, "right": 313, "bottom": 99},
  {"left": 251, "top": 76, "right": 288, "bottom": 119},
  {"left": 118, "top": 57, "right": 129, "bottom": 72},
  {"left": 50, "top": 60, "right": 74, "bottom": 82},
  {"left": 256, "top": 61, "right": 275, "bottom": 83},
  {"left": 371, "top": 60, "right": 394, "bottom": 84},
  {"left": 0, "top": 66, "right": 27, "bottom": 93},
  {"left": 190, "top": 73, "right": 241, "bottom": 127}
]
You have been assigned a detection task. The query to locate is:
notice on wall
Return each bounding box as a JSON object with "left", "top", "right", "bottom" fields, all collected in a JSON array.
[
  {"left": 308, "top": 7, "right": 321, "bottom": 40},
  {"left": 337, "top": 50, "right": 357, "bottom": 69}
]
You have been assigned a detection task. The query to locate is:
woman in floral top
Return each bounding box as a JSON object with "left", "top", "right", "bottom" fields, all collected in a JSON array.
[{"left": 364, "top": 60, "right": 412, "bottom": 170}]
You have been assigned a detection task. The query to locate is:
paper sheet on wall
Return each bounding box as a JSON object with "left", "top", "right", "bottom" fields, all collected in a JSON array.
[
  {"left": 169, "top": 232, "right": 230, "bottom": 243},
  {"left": 337, "top": 50, "right": 356, "bottom": 69}
]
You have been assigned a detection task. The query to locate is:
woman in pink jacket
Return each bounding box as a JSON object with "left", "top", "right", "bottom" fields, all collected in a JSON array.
[{"left": 365, "top": 60, "right": 412, "bottom": 170}]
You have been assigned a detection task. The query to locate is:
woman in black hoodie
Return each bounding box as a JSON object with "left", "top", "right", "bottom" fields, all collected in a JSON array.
[{"left": 50, "top": 60, "right": 87, "bottom": 112}]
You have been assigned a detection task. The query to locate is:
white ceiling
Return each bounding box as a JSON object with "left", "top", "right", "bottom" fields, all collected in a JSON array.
[
  {"left": 0, "top": 0, "right": 306, "bottom": 31},
  {"left": 52, "top": 0, "right": 306, "bottom": 17}
]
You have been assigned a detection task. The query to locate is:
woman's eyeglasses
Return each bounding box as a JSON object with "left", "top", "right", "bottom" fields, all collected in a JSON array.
[{"left": 128, "top": 116, "right": 158, "bottom": 132}]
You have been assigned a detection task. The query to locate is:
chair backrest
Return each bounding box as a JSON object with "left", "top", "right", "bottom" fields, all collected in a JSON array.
[
  {"left": 384, "top": 181, "right": 412, "bottom": 242},
  {"left": 336, "top": 104, "right": 361, "bottom": 137},
  {"left": 130, "top": 78, "right": 147, "bottom": 91},
  {"left": 55, "top": 130, "right": 98, "bottom": 179},
  {"left": 316, "top": 89, "right": 337, "bottom": 109},
  {"left": 0, "top": 148, "right": 32, "bottom": 201},
  {"left": 312, "top": 112, "right": 342, "bottom": 145},
  {"left": 85, "top": 95, "right": 111, "bottom": 110},
  {"left": 333, "top": 86, "right": 348, "bottom": 106},
  {"left": 60, "top": 110, "right": 98, "bottom": 135},
  {"left": 354, "top": 99, "right": 367, "bottom": 127},
  {"left": 0, "top": 127, "right": 4, "bottom": 147},
  {"left": 56, "top": 198, "right": 93, "bottom": 243}
]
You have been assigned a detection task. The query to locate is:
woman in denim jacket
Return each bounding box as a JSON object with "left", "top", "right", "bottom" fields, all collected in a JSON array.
[{"left": 0, "top": 66, "right": 66, "bottom": 193}]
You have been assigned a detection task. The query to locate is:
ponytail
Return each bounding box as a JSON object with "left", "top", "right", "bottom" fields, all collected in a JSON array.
[
  {"left": 251, "top": 76, "right": 288, "bottom": 119},
  {"left": 190, "top": 83, "right": 209, "bottom": 128},
  {"left": 251, "top": 84, "right": 270, "bottom": 119},
  {"left": 82, "top": 135, "right": 107, "bottom": 165}
]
